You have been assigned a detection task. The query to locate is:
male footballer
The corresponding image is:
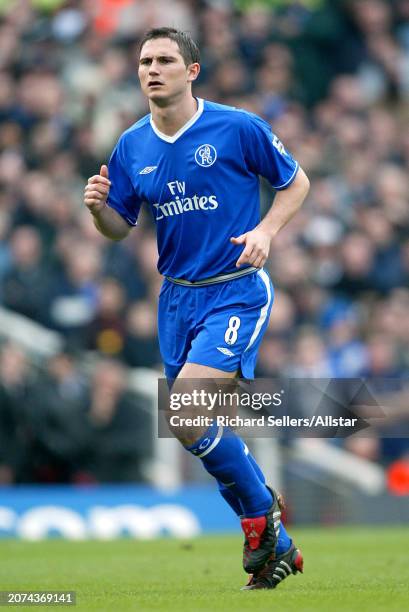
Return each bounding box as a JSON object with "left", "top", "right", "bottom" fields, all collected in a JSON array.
[{"left": 84, "top": 27, "right": 310, "bottom": 590}]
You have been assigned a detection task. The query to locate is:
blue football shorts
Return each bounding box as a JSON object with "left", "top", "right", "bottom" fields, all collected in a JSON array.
[{"left": 158, "top": 269, "right": 274, "bottom": 380}]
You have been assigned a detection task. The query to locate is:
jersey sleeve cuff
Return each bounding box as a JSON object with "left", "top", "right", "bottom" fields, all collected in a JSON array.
[
  {"left": 273, "top": 162, "right": 299, "bottom": 190},
  {"left": 106, "top": 201, "right": 138, "bottom": 226}
]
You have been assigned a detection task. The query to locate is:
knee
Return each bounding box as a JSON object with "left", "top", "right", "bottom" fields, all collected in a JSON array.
[{"left": 164, "top": 410, "right": 204, "bottom": 447}]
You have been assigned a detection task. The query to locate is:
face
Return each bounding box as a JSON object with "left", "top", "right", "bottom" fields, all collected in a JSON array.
[{"left": 138, "top": 37, "right": 199, "bottom": 104}]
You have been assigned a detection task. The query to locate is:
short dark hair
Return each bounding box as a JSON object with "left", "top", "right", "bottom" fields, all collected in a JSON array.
[{"left": 139, "top": 27, "right": 200, "bottom": 66}]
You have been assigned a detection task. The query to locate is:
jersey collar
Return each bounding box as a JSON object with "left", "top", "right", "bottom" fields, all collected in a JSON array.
[{"left": 150, "top": 98, "right": 204, "bottom": 143}]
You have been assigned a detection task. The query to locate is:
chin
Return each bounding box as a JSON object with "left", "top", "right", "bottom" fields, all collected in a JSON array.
[
  {"left": 148, "top": 91, "right": 166, "bottom": 99},
  {"left": 148, "top": 92, "right": 171, "bottom": 105}
]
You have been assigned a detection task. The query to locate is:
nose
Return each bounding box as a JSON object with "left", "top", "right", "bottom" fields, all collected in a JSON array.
[{"left": 148, "top": 60, "right": 160, "bottom": 75}]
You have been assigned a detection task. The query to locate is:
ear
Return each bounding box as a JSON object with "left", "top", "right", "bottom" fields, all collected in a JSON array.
[{"left": 187, "top": 62, "right": 200, "bottom": 83}]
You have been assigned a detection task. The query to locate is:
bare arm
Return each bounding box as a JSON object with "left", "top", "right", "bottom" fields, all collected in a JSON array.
[
  {"left": 91, "top": 204, "right": 132, "bottom": 241},
  {"left": 84, "top": 165, "right": 132, "bottom": 241},
  {"left": 231, "top": 167, "right": 310, "bottom": 268},
  {"left": 258, "top": 166, "right": 310, "bottom": 238}
]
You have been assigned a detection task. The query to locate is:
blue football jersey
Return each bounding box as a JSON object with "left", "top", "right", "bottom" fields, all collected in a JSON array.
[{"left": 107, "top": 98, "right": 299, "bottom": 281}]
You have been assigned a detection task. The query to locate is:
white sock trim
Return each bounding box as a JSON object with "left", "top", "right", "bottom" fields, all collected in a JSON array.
[{"left": 196, "top": 425, "right": 224, "bottom": 458}]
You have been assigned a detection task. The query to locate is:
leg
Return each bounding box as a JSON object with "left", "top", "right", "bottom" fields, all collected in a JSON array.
[
  {"left": 168, "top": 362, "right": 273, "bottom": 517},
  {"left": 168, "top": 362, "right": 295, "bottom": 577},
  {"left": 161, "top": 273, "right": 299, "bottom": 584}
]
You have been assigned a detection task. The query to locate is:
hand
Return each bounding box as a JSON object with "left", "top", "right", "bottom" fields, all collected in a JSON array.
[
  {"left": 84, "top": 165, "right": 111, "bottom": 215},
  {"left": 230, "top": 228, "right": 271, "bottom": 268}
]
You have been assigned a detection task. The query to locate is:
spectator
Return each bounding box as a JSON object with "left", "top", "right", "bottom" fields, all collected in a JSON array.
[
  {"left": 82, "top": 359, "right": 152, "bottom": 482},
  {"left": 122, "top": 300, "right": 161, "bottom": 369},
  {"left": 0, "top": 342, "right": 31, "bottom": 483},
  {"left": 22, "top": 351, "right": 88, "bottom": 483},
  {"left": 1, "top": 225, "right": 51, "bottom": 324},
  {"left": 48, "top": 242, "right": 102, "bottom": 344},
  {"left": 88, "top": 277, "right": 127, "bottom": 356}
]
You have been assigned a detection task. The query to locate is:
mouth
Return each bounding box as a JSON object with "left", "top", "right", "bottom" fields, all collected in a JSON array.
[{"left": 148, "top": 81, "right": 164, "bottom": 88}]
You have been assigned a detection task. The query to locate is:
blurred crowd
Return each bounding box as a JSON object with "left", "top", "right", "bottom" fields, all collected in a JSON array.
[
  {"left": 0, "top": 341, "right": 153, "bottom": 483},
  {"left": 0, "top": 0, "right": 408, "bottom": 483}
]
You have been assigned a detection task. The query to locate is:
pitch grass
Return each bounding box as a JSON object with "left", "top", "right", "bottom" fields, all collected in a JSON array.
[{"left": 1, "top": 527, "right": 409, "bottom": 611}]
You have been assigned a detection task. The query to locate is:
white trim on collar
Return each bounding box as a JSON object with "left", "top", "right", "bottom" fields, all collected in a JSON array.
[{"left": 150, "top": 98, "right": 204, "bottom": 143}]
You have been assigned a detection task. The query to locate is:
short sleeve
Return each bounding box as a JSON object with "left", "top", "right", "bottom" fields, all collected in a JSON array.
[
  {"left": 241, "top": 112, "right": 299, "bottom": 190},
  {"left": 107, "top": 138, "right": 142, "bottom": 226}
]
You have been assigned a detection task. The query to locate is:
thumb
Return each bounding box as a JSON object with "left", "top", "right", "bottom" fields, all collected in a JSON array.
[
  {"left": 230, "top": 234, "right": 246, "bottom": 244},
  {"left": 100, "top": 164, "right": 109, "bottom": 179}
]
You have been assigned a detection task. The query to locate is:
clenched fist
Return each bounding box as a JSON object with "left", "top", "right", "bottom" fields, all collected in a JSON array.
[{"left": 84, "top": 164, "right": 111, "bottom": 215}]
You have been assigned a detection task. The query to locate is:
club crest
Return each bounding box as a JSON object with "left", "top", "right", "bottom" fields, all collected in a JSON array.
[{"left": 195, "top": 144, "right": 217, "bottom": 167}]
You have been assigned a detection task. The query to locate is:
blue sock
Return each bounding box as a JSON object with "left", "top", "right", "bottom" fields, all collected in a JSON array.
[
  {"left": 243, "top": 443, "right": 266, "bottom": 483},
  {"left": 217, "top": 481, "right": 244, "bottom": 516},
  {"left": 276, "top": 523, "right": 292, "bottom": 555},
  {"left": 217, "top": 443, "right": 264, "bottom": 516},
  {"left": 186, "top": 423, "right": 272, "bottom": 517}
]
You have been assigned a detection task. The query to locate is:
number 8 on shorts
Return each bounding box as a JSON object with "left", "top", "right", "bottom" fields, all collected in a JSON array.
[{"left": 224, "top": 316, "right": 241, "bottom": 345}]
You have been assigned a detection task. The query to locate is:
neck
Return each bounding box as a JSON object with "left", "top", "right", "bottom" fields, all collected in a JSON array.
[{"left": 150, "top": 93, "right": 198, "bottom": 136}]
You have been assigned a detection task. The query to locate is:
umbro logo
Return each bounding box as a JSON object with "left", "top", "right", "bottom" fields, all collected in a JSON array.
[
  {"left": 217, "top": 347, "right": 235, "bottom": 357},
  {"left": 139, "top": 166, "right": 158, "bottom": 175}
]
